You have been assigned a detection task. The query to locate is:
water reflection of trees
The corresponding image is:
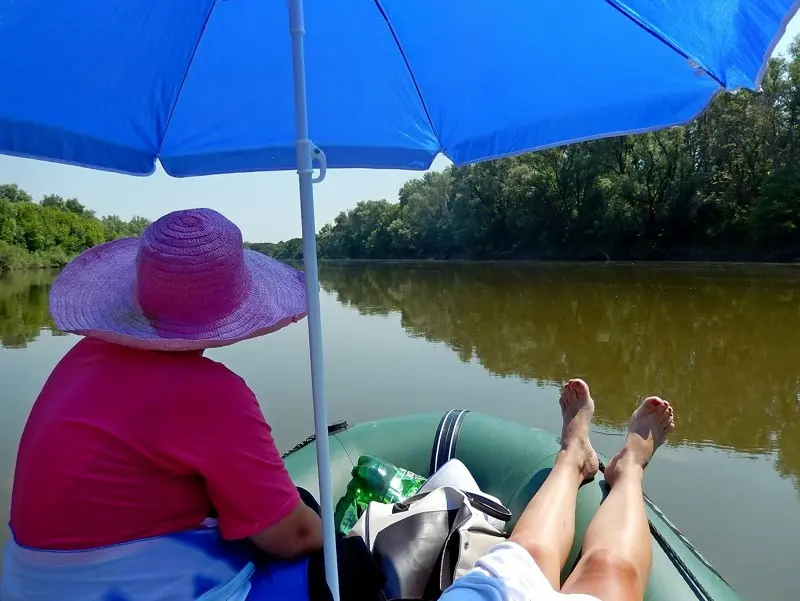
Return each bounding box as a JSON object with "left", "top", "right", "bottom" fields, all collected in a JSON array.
[
  {"left": 320, "top": 262, "right": 800, "bottom": 489},
  {"left": 0, "top": 270, "right": 62, "bottom": 348},
  {"left": 2, "top": 264, "right": 798, "bottom": 490}
]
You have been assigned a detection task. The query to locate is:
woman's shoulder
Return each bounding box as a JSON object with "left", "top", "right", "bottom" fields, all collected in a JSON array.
[
  {"left": 188, "top": 355, "right": 254, "bottom": 397},
  {"left": 66, "top": 338, "right": 257, "bottom": 402},
  {"left": 153, "top": 355, "right": 261, "bottom": 419}
]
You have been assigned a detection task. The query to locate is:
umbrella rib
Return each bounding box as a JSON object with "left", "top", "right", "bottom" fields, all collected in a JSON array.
[
  {"left": 372, "top": 0, "right": 441, "bottom": 150},
  {"left": 156, "top": 1, "right": 218, "bottom": 159},
  {"left": 601, "top": 0, "right": 726, "bottom": 88}
]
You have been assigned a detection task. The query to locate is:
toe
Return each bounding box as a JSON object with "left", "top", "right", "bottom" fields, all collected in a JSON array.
[
  {"left": 563, "top": 382, "right": 576, "bottom": 403},
  {"left": 570, "top": 378, "right": 590, "bottom": 396},
  {"left": 639, "top": 396, "right": 663, "bottom": 414},
  {"left": 651, "top": 399, "right": 672, "bottom": 419}
]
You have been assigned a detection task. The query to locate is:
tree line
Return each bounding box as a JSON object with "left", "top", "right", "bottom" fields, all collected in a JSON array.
[
  {"left": 0, "top": 184, "right": 149, "bottom": 274},
  {"left": 259, "top": 38, "right": 800, "bottom": 262}
]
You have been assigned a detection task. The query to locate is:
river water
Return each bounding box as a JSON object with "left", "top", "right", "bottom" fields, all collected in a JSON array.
[{"left": 0, "top": 263, "right": 798, "bottom": 600}]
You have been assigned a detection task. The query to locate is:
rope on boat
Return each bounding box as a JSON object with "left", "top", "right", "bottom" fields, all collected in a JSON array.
[{"left": 281, "top": 420, "right": 349, "bottom": 459}]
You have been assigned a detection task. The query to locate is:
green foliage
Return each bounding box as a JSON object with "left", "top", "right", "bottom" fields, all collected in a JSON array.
[
  {"left": 245, "top": 239, "right": 303, "bottom": 260},
  {"left": 257, "top": 39, "right": 800, "bottom": 262},
  {"left": 0, "top": 183, "right": 33, "bottom": 204},
  {"left": 0, "top": 185, "right": 150, "bottom": 274},
  {"left": 100, "top": 214, "right": 149, "bottom": 240},
  {"left": 0, "top": 241, "right": 29, "bottom": 273}
]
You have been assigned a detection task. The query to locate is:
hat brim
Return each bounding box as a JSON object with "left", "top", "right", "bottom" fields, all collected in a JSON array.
[{"left": 49, "top": 238, "right": 308, "bottom": 351}]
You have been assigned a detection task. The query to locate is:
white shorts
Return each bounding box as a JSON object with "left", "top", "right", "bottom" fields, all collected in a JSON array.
[{"left": 442, "top": 542, "right": 601, "bottom": 601}]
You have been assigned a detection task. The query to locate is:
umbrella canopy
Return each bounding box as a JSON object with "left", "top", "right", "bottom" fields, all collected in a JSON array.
[
  {"left": 0, "top": 0, "right": 796, "bottom": 176},
  {"left": 0, "top": 1, "right": 797, "bottom": 599}
]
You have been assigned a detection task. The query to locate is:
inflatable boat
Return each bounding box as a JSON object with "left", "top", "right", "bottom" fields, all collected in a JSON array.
[{"left": 283, "top": 410, "right": 739, "bottom": 601}]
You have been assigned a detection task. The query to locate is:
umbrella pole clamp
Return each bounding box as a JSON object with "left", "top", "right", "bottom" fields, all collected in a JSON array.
[{"left": 295, "top": 138, "right": 328, "bottom": 183}]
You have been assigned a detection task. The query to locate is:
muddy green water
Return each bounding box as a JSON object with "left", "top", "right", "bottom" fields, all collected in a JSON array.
[{"left": 1, "top": 263, "right": 798, "bottom": 600}]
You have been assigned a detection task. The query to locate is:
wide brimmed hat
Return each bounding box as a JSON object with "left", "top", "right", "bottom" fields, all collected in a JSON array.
[{"left": 49, "top": 208, "right": 307, "bottom": 351}]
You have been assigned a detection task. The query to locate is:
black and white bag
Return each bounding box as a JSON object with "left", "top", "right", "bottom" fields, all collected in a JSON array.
[{"left": 348, "top": 485, "right": 512, "bottom": 601}]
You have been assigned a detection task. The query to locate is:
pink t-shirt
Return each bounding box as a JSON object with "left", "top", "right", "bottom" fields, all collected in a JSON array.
[{"left": 10, "top": 337, "right": 300, "bottom": 550}]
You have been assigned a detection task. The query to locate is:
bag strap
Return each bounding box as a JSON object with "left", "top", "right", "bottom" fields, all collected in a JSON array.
[
  {"left": 461, "top": 491, "right": 512, "bottom": 523},
  {"left": 392, "top": 488, "right": 512, "bottom": 523}
]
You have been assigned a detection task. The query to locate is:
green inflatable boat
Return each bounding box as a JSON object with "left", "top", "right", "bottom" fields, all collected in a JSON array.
[{"left": 283, "top": 410, "right": 739, "bottom": 601}]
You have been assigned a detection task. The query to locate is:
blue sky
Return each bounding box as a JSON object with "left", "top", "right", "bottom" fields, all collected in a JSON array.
[{"left": 1, "top": 17, "right": 798, "bottom": 243}]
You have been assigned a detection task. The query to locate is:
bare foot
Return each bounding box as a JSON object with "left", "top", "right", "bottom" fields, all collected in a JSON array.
[
  {"left": 605, "top": 396, "right": 675, "bottom": 486},
  {"left": 558, "top": 379, "right": 600, "bottom": 480}
]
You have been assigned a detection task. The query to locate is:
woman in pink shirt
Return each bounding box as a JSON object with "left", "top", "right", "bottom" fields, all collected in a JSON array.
[{"left": 3, "top": 208, "right": 380, "bottom": 601}]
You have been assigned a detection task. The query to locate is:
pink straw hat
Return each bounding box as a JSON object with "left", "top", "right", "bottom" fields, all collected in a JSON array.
[{"left": 49, "top": 208, "right": 307, "bottom": 351}]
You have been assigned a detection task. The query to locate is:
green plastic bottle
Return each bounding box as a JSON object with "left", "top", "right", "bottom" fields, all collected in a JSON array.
[{"left": 334, "top": 455, "right": 426, "bottom": 535}]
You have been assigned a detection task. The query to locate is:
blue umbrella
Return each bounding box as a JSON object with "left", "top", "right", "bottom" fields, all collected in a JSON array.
[{"left": 0, "top": 0, "right": 797, "bottom": 597}]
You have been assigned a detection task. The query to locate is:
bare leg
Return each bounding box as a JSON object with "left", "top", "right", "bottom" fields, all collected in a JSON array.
[
  {"left": 509, "top": 379, "right": 599, "bottom": 589},
  {"left": 561, "top": 397, "right": 676, "bottom": 601}
]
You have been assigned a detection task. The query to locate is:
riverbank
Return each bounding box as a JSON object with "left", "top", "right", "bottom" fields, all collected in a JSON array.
[
  {"left": 268, "top": 252, "right": 800, "bottom": 267},
  {"left": 316, "top": 258, "right": 800, "bottom": 268},
  {"left": 0, "top": 242, "right": 72, "bottom": 275},
  {"left": 1, "top": 183, "right": 150, "bottom": 276},
  {"left": 251, "top": 239, "right": 800, "bottom": 264},
  {"left": 6, "top": 249, "right": 799, "bottom": 279}
]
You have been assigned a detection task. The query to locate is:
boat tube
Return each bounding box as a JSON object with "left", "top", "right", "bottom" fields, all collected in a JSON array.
[{"left": 283, "top": 410, "right": 739, "bottom": 601}]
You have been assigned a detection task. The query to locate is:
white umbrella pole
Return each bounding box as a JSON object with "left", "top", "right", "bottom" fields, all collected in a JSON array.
[{"left": 288, "top": 1, "right": 340, "bottom": 600}]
